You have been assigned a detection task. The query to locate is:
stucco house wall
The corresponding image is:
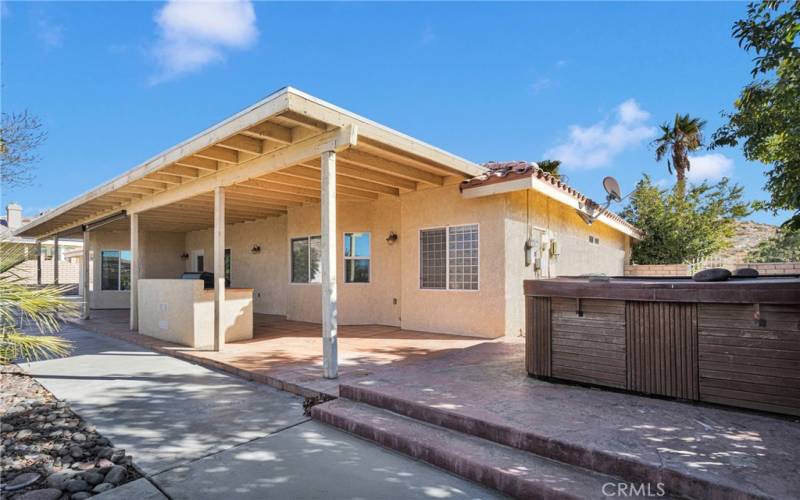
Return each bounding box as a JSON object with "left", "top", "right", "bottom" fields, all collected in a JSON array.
[
  {"left": 184, "top": 216, "right": 288, "bottom": 316},
  {"left": 88, "top": 230, "right": 185, "bottom": 309},
  {"left": 399, "top": 183, "right": 507, "bottom": 338},
  {"left": 502, "top": 190, "right": 631, "bottom": 338}
]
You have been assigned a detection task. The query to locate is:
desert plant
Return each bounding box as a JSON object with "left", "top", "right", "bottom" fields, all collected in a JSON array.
[{"left": 0, "top": 241, "right": 76, "bottom": 364}]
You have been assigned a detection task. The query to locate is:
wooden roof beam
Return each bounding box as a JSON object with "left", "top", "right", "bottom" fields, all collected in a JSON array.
[
  {"left": 194, "top": 146, "right": 238, "bottom": 164},
  {"left": 244, "top": 121, "right": 292, "bottom": 144},
  {"left": 340, "top": 150, "right": 443, "bottom": 186},
  {"left": 175, "top": 157, "right": 219, "bottom": 172},
  {"left": 218, "top": 134, "right": 263, "bottom": 155}
]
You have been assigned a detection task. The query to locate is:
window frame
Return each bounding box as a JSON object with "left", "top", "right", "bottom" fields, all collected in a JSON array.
[
  {"left": 343, "top": 231, "right": 371, "bottom": 284},
  {"left": 289, "top": 235, "right": 322, "bottom": 284},
  {"left": 418, "top": 223, "right": 480, "bottom": 292},
  {"left": 100, "top": 249, "right": 131, "bottom": 291}
]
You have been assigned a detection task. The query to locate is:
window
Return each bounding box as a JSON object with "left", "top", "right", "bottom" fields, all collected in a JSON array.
[
  {"left": 225, "top": 249, "right": 231, "bottom": 287},
  {"left": 420, "top": 224, "right": 479, "bottom": 291},
  {"left": 101, "top": 250, "right": 131, "bottom": 291},
  {"left": 344, "top": 232, "right": 370, "bottom": 283},
  {"left": 291, "top": 236, "right": 321, "bottom": 283}
]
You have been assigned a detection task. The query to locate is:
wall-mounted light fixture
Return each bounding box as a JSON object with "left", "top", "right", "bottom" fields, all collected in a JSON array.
[
  {"left": 180, "top": 252, "right": 189, "bottom": 261},
  {"left": 250, "top": 244, "right": 261, "bottom": 254},
  {"left": 386, "top": 231, "right": 398, "bottom": 245}
]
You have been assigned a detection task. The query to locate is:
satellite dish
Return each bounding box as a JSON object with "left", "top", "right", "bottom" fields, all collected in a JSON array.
[{"left": 603, "top": 176, "right": 622, "bottom": 202}]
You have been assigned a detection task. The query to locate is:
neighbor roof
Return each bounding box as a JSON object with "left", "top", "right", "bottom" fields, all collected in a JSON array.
[
  {"left": 461, "top": 161, "right": 643, "bottom": 239},
  {"left": 15, "top": 87, "right": 487, "bottom": 239}
]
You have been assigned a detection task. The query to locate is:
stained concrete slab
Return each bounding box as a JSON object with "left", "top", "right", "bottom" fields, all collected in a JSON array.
[
  {"left": 341, "top": 342, "right": 800, "bottom": 500},
  {"left": 24, "top": 324, "right": 307, "bottom": 475},
  {"left": 152, "top": 420, "right": 501, "bottom": 500},
  {"left": 93, "top": 478, "right": 167, "bottom": 500}
]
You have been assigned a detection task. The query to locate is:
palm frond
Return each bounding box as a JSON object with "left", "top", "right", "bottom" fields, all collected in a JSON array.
[{"left": 0, "top": 331, "right": 72, "bottom": 365}]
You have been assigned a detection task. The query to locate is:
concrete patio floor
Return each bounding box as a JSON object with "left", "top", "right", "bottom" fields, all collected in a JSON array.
[
  {"left": 25, "top": 323, "right": 501, "bottom": 499},
  {"left": 70, "top": 310, "right": 493, "bottom": 397},
  {"left": 337, "top": 341, "right": 800, "bottom": 499}
]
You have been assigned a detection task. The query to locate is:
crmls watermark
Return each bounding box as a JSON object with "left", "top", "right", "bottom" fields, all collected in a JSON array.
[{"left": 602, "top": 482, "right": 666, "bottom": 497}]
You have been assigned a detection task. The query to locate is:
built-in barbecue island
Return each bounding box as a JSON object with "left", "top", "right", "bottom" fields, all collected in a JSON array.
[
  {"left": 524, "top": 275, "right": 800, "bottom": 416},
  {"left": 137, "top": 277, "right": 253, "bottom": 349}
]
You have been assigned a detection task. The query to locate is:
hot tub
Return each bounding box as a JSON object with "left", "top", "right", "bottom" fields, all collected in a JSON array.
[{"left": 524, "top": 275, "right": 800, "bottom": 416}]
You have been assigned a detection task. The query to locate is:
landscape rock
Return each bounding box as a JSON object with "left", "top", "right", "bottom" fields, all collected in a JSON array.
[
  {"left": 71, "top": 493, "right": 92, "bottom": 500},
  {"left": 81, "top": 470, "right": 105, "bottom": 486},
  {"left": 46, "top": 471, "right": 78, "bottom": 490},
  {"left": 70, "top": 433, "right": 86, "bottom": 443},
  {"left": 104, "top": 465, "right": 128, "bottom": 485},
  {"left": 64, "top": 478, "right": 90, "bottom": 493},
  {"left": 18, "top": 488, "right": 63, "bottom": 500},
  {"left": 92, "top": 483, "right": 115, "bottom": 494},
  {"left": 109, "top": 449, "right": 125, "bottom": 464}
]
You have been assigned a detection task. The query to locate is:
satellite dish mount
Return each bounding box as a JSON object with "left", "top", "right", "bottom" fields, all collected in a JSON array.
[{"left": 576, "top": 176, "right": 626, "bottom": 225}]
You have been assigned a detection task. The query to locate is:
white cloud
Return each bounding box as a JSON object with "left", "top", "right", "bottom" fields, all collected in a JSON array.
[
  {"left": 151, "top": 0, "right": 258, "bottom": 84},
  {"left": 36, "top": 16, "right": 64, "bottom": 49},
  {"left": 530, "top": 77, "right": 552, "bottom": 94},
  {"left": 686, "top": 153, "right": 733, "bottom": 182},
  {"left": 545, "top": 99, "right": 656, "bottom": 169}
]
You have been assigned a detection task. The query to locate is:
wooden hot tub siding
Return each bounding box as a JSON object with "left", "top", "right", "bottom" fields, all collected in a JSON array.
[{"left": 525, "top": 279, "right": 800, "bottom": 416}]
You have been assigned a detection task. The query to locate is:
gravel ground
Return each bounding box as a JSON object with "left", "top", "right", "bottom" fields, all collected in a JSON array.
[{"left": 1, "top": 365, "right": 141, "bottom": 500}]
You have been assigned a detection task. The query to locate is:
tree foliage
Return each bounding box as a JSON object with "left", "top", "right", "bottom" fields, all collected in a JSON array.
[
  {"left": 652, "top": 113, "right": 707, "bottom": 188},
  {"left": 0, "top": 242, "right": 76, "bottom": 365},
  {"left": 0, "top": 110, "right": 47, "bottom": 188},
  {"left": 747, "top": 229, "right": 800, "bottom": 262},
  {"left": 621, "top": 175, "right": 751, "bottom": 264},
  {"left": 712, "top": 1, "right": 800, "bottom": 229}
]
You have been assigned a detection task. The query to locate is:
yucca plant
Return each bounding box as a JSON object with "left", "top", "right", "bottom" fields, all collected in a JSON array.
[{"left": 0, "top": 240, "right": 76, "bottom": 365}]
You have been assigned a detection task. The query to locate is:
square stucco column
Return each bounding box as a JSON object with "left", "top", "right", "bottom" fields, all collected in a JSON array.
[
  {"left": 213, "top": 186, "right": 226, "bottom": 352},
  {"left": 53, "top": 235, "right": 59, "bottom": 285},
  {"left": 130, "top": 213, "right": 140, "bottom": 331},
  {"left": 82, "top": 230, "right": 90, "bottom": 319},
  {"left": 321, "top": 150, "right": 338, "bottom": 379}
]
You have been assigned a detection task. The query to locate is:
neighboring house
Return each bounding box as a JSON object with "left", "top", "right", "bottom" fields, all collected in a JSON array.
[
  {"left": 14, "top": 87, "right": 641, "bottom": 346},
  {"left": 1, "top": 203, "right": 82, "bottom": 285}
]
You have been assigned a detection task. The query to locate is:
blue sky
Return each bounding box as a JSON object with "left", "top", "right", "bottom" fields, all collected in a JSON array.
[{"left": 2, "top": 1, "right": 789, "bottom": 225}]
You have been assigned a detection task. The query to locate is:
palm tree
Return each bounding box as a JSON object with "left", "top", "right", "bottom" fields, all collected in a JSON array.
[
  {"left": 537, "top": 160, "right": 568, "bottom": 183},
  {"left": 0, "top": 241, "right": 75, "bottom": 365},
  {"left": 652, "top": 114, "right": 707, "bottom": 186}
]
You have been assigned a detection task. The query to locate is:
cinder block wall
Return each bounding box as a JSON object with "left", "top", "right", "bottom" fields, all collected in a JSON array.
[{"left": 625, "top": 262, "right": 800, "bottom": 277}]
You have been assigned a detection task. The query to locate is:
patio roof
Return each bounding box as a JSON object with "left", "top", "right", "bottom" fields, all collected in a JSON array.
[{"left": 16, "top": 87, "right": 487, "bottom": 238}]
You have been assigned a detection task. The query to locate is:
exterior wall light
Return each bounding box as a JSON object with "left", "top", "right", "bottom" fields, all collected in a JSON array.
[
  {"left": 180, "top": 252, "right": 189, "bottom": 260},
  {"left": 251, "top": 244, "right": 262, "bottom": 254},
  {"left": 386, "top": 231, "right": 398, "bottom": 245}
]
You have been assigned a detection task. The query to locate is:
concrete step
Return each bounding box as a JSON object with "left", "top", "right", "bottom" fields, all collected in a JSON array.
[
  {"left": 339, "top": 383, "right": 757, "bottom": 500},
  {"left": 312, "top": 398, "right": 669, "bottom": 500}
]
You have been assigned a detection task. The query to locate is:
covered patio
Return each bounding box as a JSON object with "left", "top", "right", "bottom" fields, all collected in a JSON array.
[
  {"left": 70, "top": 310, "right": 492, "bottom": 396},
  {"left": 16, "top": 86, "right": 493, "bottom": 383}
]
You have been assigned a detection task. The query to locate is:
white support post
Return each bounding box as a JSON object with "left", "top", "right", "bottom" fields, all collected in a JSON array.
[
  {"left": 36, "top": 242, "right": 42, "bottom": 286},
  {"left": 82, "top": 230, "right": 90, "bottom": 319},
  {"left": 130, "top": 214, "right": 139, "bottom": 331},
  {"left": 213, "top": 186, "right": 226, "bottom": 352},
  {"left": 53, "top": 236, "right": 59, "bottom": 285},
  {"left": 321, "top": 150, "right": 338, "bottom": 379}
]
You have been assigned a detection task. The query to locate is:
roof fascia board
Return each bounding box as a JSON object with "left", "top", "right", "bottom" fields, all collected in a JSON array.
[
  {"left": 462, "top": 176, "right": 642, "bottom": 240},
  {"left": 16, "top": 88, "right": 293, "bottom": 238},
  {"left": 285, "top": 89, "right": 486, "bottom": 178}
]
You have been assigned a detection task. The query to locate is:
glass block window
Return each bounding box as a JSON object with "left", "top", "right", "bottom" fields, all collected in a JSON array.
[
  {"left": 101, "top": 250, "right": 131, "bottom": 291},
  {"left": 420, "top": 228, "right": 446, "bottom": 289},
  {"left": 448, "top": 224, "right": 479, "bottom": 290},
  {"left": 344, "top": 232, "right": 370, "bottom": 283},
  {"left": 291, "top": 236, "right": 321, "bottom": 283}
]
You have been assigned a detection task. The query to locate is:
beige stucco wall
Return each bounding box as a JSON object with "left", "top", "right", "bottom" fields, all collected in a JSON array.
[
  {"left": 184, "top": 216, "right": 288, "bottom": 316},
  {"left": 399, "top": 183, "right": 507, "bottom": 338},
  {"left": 88, "top": 229, "right": 186, "bottom": 309},
  {"left": 285, "top": 197, "right": 402, "bottom": 326},
  {"left": 138, "top": 279, "right": 253, "bottom": 348},
  {"left": 502, "top": 189, "right": 631, "bottom": 337}
]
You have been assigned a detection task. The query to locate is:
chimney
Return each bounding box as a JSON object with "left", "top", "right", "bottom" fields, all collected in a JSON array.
[{"left": 6, "top": 203, "right": 22, "bottom": 231}]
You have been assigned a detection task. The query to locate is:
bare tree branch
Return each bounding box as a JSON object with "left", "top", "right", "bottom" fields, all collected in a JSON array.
[{"left": 1, "top": 110, "right": 47, "bottom": 188}]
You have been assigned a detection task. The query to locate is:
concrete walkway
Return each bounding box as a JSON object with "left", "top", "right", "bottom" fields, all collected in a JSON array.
[{"left": 25, "top": 324, "right": 500, "bottom": 499}]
